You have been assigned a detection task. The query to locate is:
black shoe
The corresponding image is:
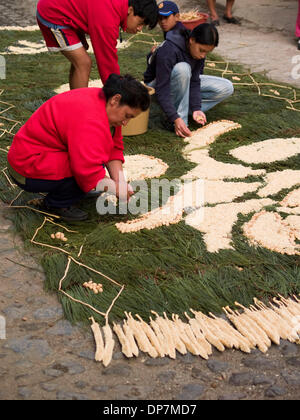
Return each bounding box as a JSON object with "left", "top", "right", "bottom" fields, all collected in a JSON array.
[
  {"left": 41, "top": 202, "right": 88, "bottom": 222},
  {"left": 298, "top": 38, "right": 300, "bottom": 50},
  {"left": 211, "top": 19, "right": 220, "bottom": 26},
  {"left": 223, "top": 15, "right": 240, "bottom": 24}
]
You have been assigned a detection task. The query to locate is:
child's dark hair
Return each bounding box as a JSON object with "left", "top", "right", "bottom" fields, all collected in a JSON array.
[
  {"left": 103, "top": 74, "right": 150, "bottom": 111},
  {"left": 181, "top": 23, "right": 219, "bottom": 47},
  {"left": 129, "top": 0, "right": 158, "bottom": 29}
]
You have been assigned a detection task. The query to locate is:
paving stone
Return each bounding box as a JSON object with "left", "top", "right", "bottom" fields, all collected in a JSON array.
[
  {"left": 176, "top": 383, "right": 205, "bottom": 400},
  {"left": 58, "top": 361, "right": 85, "bottom": 375},
  {"left": 18, "top": 387, "right": 32, "bottom": 398},
  {"left": 33, "top": 307, "right": 63, "bottom": 320},
  {"left": 265, "top": 385, "right": 287, "bottom": 398},
  {"left": 144, "top": 357, "right": 170, "bottom": 367},
  {"left": 102, "top": 364, "right": 132, "bottom": 376},
  {"left": 177, "top": 353, "right": 198, "bottom": 364},
  {"left": 19, "top": 322, "right": 49, "bottom": 332},
  {"left": 157, "top": 370, "right": 176, "bottom": 383},
  {"left": 229, "top": 372, "right": 256, "bottom": 386},
  {"left": 15, "top": 360, "right": 33, "bottom": 369},
  {"left": 281, "top": 371, "right": 300, "bottom": 386},
  {"left": 241, "top": 356, "right": 278, "bottom": 370},
  {"left": 26, "top": 297, "right": 47, "bottom": 305},
  {"left": 279, "top": 342, "right": 299, "bottom": 357},
  {"left": 218, "top": 393, "right": 247, "bottom": 400},
  {"left": 78, "top": 350, "right": 95, "bottom": 361},
  {"left": 3, "top": 336, "right": 51, "bottom": 358},
  {"left": 0, "top": 368, "right": 8, "bottom": 377},
  {"left": 75, "top": 381, "right": 88, "bottom": 389},
  {"left": 92, "top": 385, "right": 109, "bottom": 393},
  {"left": 41, "top": 383, "right": 58, "bottom": 392},
  {"left": 46, "top": 320, "right": 75, "bottom": 336},
  {"left": 207, "top": 359, "right": 229, "bottom": 373},
  {"left": 56, "top": 391, "right": 89, "bottom": 400},
  {"left": 191, "top": 368, "right": 211, "bottom": 381},
  {"left": 43, "top": 368, "right": 65, "bottom": 378},
  {"left": 286, "top": 357, "right": 300, "bottom": 368},
  {"left": 2, "top": 305, "right": 27, "bottom": 319},
  {"left": 252, "top": 375, "right": 274, "bottom": 386},
  {"left": 112, "top": 351, "right": 126, "bottom": 360}
]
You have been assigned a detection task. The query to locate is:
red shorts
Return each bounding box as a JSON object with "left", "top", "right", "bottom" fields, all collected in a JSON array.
[{"left": 37, "top": 18, "right": 83, "bottom": 52}]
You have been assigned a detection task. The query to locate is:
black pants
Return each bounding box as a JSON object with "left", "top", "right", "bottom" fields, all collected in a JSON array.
[{"left": 13, "top": 176, "right": 86, "bottom": 208}]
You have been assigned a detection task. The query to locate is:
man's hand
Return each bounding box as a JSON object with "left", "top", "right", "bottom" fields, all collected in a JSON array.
[
  {"left": 193, "top": 110, "right": 207, "bottom": 126},
  {"left": 174, "top": 117, "right": 192, "bottom": 138}
]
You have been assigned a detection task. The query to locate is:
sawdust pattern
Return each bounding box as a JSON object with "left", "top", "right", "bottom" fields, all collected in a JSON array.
[
  {"left": 54, "top": 79, "right": 103, "bottom": 95},
  {"left": 185, "top": 198, "right": 274, "bottom": 253},
  {"left": 258, "top": 170, "right": 300, "bottom": 198},
  {"left": 0, "top": 37, "right": 299, "bottom": 365},
  {"left": 123, "top": 154, "right": 169, "bottom": 182},
  {"left": 243, "top": 211, "right": 300, "bottom": 255},
  {"left": 230, "top": 137, "right": 300, "bottom": 164},
  {"left": 181, "top": 148, "right": 265, "bottom": 181}
]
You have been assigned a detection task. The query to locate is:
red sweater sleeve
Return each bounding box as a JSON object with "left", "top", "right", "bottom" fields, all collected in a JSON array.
[
  {"left": 68, "top": 119, "right": 111, "bottom": 193},
  {"left": 89, "top": 23, "right": 120, "bottom": 84},
  {"left": 88, "top": 0, "right": 128, "bottom": 83}
]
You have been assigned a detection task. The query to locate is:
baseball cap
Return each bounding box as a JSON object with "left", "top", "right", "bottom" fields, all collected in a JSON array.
[{"left": 157, "top": 1, "right": 180, "bottom": 16}]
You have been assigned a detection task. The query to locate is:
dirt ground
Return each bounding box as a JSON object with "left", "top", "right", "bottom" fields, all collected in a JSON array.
[{"left": 0, "top": 0, "right": 300, "bottom": 402}]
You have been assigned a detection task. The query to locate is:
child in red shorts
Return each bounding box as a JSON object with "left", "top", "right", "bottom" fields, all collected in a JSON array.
[{"left": 37, "top": 0, "right": 158, "bottom": 88}]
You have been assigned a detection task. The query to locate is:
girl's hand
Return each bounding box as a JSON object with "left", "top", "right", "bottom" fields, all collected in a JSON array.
[
  {"left": 174, "top": 117, "right": 192, "bottom": 138},
  {"left": 193, "top": 111, "right": 207, "bottom": 126}
]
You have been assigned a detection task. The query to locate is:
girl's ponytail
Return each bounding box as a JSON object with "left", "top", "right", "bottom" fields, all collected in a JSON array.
[{"left": 189, "top": 23, "right": 219, "bottom": 47}]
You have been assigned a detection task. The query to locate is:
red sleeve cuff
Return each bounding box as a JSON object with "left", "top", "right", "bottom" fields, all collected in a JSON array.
[
  {"left": 76, "top": 166, "right": 106, "bottom": 193},
  {"left": 109, "top": 149, "right": 124, "bottom": 163}
]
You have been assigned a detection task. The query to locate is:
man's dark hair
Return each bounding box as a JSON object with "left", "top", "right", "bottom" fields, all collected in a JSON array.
[
  {"left": 103, "top": 74, "right": 150, "bottom": 111},
  {"left": 129, "top": 0, "right": 158, "bottom": 29},
  {"left": 181, "top": 23, "right": 219, "bottom": 47}
]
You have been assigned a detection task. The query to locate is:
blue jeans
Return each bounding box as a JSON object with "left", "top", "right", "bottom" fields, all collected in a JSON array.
[{"left": 148, "top": 62, "right": 234, "bottom": 125}]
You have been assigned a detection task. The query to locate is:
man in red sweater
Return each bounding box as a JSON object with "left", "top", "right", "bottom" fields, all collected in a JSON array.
[
  {"left": 7, "top": 74, "right": 150, "bottom": 222},
  {"left": 37, "top": 0, "right": 158, "bottom": 88}
]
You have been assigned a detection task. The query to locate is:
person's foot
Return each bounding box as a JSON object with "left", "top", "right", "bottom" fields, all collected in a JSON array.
[
  {"left": 223, "top": 15, "right": 240, "bottom": 24},
  {"left": 211, "top": 19, "right": 220, "bottom": 26},
  {"left": 210, "top": 15, "right": 220, "bottom": 26},
  {"left": 40, "top": 201, "right": 88, "bottom": 222},
  {"left": 298, "top": 38, "right": 300, "bottom": 50}
]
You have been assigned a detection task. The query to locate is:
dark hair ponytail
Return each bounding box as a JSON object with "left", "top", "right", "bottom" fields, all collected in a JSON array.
[
  {"left": 103, "top": 74, "right": 150, "bottom": 111},
  {"left": 181, "top": 23, "right": 219, "bottom": 47}
]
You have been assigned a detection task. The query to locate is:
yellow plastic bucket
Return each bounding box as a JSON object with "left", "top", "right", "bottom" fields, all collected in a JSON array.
[{"left": 122, "top": 85, "right": 155, "bottom": 136}]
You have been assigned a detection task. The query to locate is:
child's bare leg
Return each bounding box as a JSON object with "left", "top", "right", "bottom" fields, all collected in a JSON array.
[
  {"left": 225, "top": 0, "right": 235, "bottom": 18},
  {"left": 206, "top": 0, "right": 218, "bottom": 21},
  {"left": 61, "top": 47, "right": 92, "bottom": 89}
]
